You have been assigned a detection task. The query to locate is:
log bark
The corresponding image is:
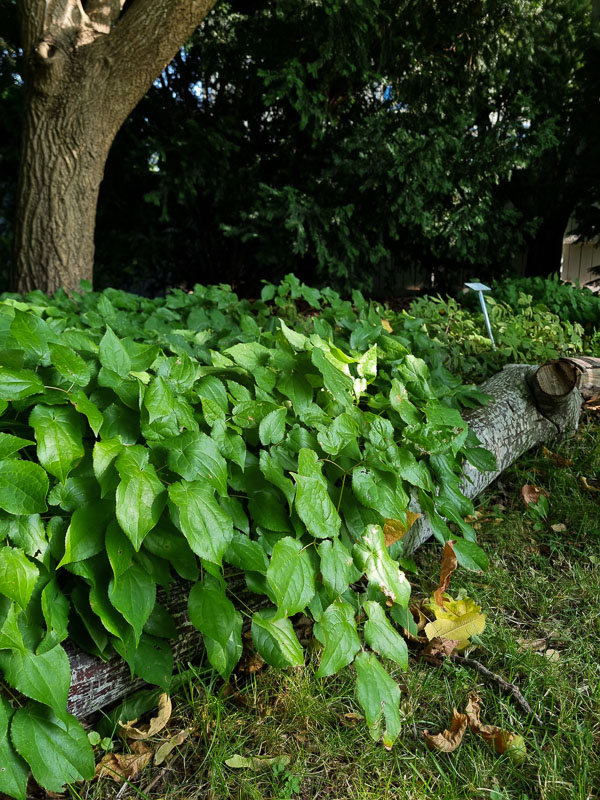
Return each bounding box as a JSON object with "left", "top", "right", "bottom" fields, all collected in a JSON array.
[
  {"left": 12, "top": 0, "right": 217, "bottom": 294},
  {"left": 66, "top": 363, "right": 582, "bottom": 719},
  {"left": 401, "top": 364, "right": 581, "bottom": 553}
]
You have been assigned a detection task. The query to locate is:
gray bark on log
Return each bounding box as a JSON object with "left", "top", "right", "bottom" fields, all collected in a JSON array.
[
  {"left": 402, "top": 365, "right": 581, "bottom": 553},
  {"left": 67, "top": 364, "right": 582, "bottom": 719}
]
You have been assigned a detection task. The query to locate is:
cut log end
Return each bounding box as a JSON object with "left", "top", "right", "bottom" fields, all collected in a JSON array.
[{"left": 535, "top": 361, "right": 577, "bottom": 397}]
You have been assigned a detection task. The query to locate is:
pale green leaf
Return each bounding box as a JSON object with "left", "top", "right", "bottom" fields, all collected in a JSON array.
[{"left": 0, "top": 546, "right": 39, "bottom": 609}]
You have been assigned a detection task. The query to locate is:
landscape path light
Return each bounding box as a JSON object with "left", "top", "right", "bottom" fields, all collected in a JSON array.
[{"left": 464, "top": 282, "right": 496, "bottom": 349}]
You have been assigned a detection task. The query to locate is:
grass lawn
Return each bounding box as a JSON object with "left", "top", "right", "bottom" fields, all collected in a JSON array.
[{"left": 76, "top": 410, "right": 600, "bottom": 800}]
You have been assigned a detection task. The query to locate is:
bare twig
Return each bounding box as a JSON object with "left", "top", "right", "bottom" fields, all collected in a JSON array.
[{"left": 449, "top": 653, "right": 545, "bottom": 726}]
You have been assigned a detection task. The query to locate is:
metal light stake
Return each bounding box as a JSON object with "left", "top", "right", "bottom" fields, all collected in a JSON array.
[{"left": 464, "top": 282, "right": 496, "bottom": 349}]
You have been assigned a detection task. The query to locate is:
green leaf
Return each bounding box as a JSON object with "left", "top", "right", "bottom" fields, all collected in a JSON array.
[
  {"left": 115, "top": 446, "right": 166, "bottom": 550},
  {"left": 188, "top": 576, "right": 242, "bottom": 680},
  {"left": 57, "top": 501, "right": 112, "bottom": 568},
  {"left": 232, "top": 400, "right": 278, "bottom": 429},
  {"left": 225, "top": 342, "right": 271, "bottom": 371},
  {"left": 0, "top": 645, "right": 70, "bottom": 716},
  {"left": 71, "top": 391, "right": 103, "bottom": 436},
  {"left": 363, "top": 601, "right": 408, "bottom": 670},
  {"left": 168, "top": 481, "right": 234, "bottom": 566},
  {"left": 389, "top": 379, "right": 421, "bottom": 425},
  {"left": 47, "top": 476, "right": 99, "bottom": 513},
  {"left": 311, "top": 347, "right": 353, "bottom": 404},
  {"left": 258, "top": 407, "right": 287, "bottom": 446},
  {"left": 463, "top": 446, "right": 498, "bottom": 472},
  {"left": 0, "top": 546, "right": 39, "bottom": 609},
  {"left": 143, "top": 375, "right": 176, "bottom": 423},
  {"left": 315, "top": 602, "right": 360, "bottom": 677},
  {"left": 144, "top": 525, "right": 198, "bottom": 581},
  {"left": 278, "top": 319, "right": 308, "bottom": 350},
  {"left": 0, "top": 513, "right": 47, "bottom": 558},
  {"left": 105, "top": 520, "right": 134, "bottom": 583},
  {"left": 352, "top": 466, "right": 409, "bottom": 522},
  {"left": 108, "top": 564, "right": 156, "bottom": 645},
  {"left": 10, "top": 310, "right": 51, "bottom": 361},
  {"left": 41, "top": 578, "right": 70, "bottom": 645},
  {"left": 452, "top": 538, "right": 489, "bottom": 571},
  {"left": 259, "top": 450, "right": 295, "bottom": 509},
  {"left": 164, "top": 431, "right": 228, "bottom": 496},
  {"left": 292, "top": 449, "right": 341, "bottom": 539},
  {"left": 98, "top": 326, "right": 131, "bottom": 377},
  {"left": 251, "top": 611, "right": 304, "bottom": 668},
  {"left": 357, "top": 345, "right": 377, "bottom": 382},
  {"left": 353, "top": 525, "right": 411, "bottom": 607},
  {"left": 354, "top": 652, "right": 401, "bottom": 747},
  {"left": 0, "top": 459, "right": 48, "bottom": 514},
  {"left": 10, "top": 702, "right": 94, "bottom": 792},
  {"left": 318, "top": 538, "right": 354, "bottom": 599},
  {"left": 0, "top": 598, "right": 25, "bottom": 650},
  {"left": 424, "top": 403, "right": 465, "bottom": 428},
  {"left": 29, "top": 404, "right": 84, "bottom": 482},
  {"left": 0, "top": 696, "right": 28, "bottom": 800},
  {"left": 49, "top": 342, "right": 90, "bottom": 386},
  {"left": 267, "top": 537, "right": 316, "bottom": 618},
  {"left": 0, "top": 433, "right": 35, "bottom": 459},
  {"left": 395, "top": 448, "right": 432, "bottom": 491},
  {"left": 0, "top": 368, "right": 44, "bottom": 401},
  {"left": 129, "top": 635, "right": 173, "bottom": 689},
  {"left": 224, "top": 531, "right": 269, "bottom": 573},
  {"left": 92, "top": 436, "right": 123, "bottom": 497}
]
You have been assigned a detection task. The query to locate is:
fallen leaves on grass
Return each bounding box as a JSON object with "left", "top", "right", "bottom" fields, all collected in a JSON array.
[
  {"left": 154, "top": 728, "right": 191, "bottom": 766},
  {"left": 579, "top": 476, "right": 600, "bottom": 492},
  {"left": 520, "top": 484, "right": 549, "bottom": 506},
  {"left": 95, "top": 741, "right": 152, "bottom": 783},
  {"left": 424, "top": 693, "right": 526, "bottom": 763},
  {"left": 425, "top": 595, "right": 486, "bottom": 651},
  {"left": 119, "top": 693, "right": 172, "bottom": 740},
  {"left": 423, "top": 709, "right": 468, "bottom": 752},
  {"left": 420, "top": 636, "right": 460, "bottom": 664},
  {"left": 542, "top": 447, "right": 573, "bottom": 468},
  {"left": 433, "top": 541, "right": 458, "bottom": 608},
  {"left": 225, "top": 754, "right": 290, "bottom": 771}
]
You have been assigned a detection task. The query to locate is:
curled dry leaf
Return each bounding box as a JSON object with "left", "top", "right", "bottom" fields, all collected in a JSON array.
[
  {"left": 383, "top": 512, "right": 421, "bottom": 547},
  {"left": 465, "top": 693, "right": 526, "bottom": 761},
  {"left": 420, "top": 637, "right": 460, "bottom": 664},
  {"left": 517, "top": 637, "right": 547, "bottom": 652},
  {"left": 423, "top": 709, "right": 468, "bottom": 752},
  {"left": 542, "top": 446, "right": 573, "bottom": 468},
  {"left": 154, "top": 728, "right": 191, "bottom": 766},
  {"left": 520, "top": 484, "right": 549, "bottom": 506},
  {"left": 550, "top": 523, "right": 567, "bottom": 532},
  {"left": 433, "top": 540, "right": 457, "bottom": 609},
  {"left": 119, "top": 693, "right": 172, "bottom": 740},
  {"left": 95, "top": 742, "right": 152, "bottom": 783},
  {"left": 579, "top": 476, "right": 600, "bottom": 493}
]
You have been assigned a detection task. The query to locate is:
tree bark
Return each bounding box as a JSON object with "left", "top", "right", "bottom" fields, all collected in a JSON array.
[
  {"left": 65, "top": 363, "right": 582, "bottom": 720},
  {"left": 11, "top": 0, "right": 217, "bottom": 295}
]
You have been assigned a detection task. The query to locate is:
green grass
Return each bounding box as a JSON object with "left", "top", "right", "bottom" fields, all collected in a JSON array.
[{"left": 73, "top": 411, "right": 600, "bottom": 800}]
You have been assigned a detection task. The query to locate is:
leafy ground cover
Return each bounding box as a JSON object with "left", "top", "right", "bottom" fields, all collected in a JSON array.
[
  {"left": 0, "top": 275, "right": 597, "bottom": 798},
  {"left": 69, "top": 407, "right": 600, "bottom": 800}
]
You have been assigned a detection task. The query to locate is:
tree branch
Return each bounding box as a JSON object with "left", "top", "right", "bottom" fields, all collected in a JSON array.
[
  {"left": 102, "top": 0, "right": 217, "bottom": 125},
  {"left": 84, "top": 0, "right": 126, "bottom": 34}
]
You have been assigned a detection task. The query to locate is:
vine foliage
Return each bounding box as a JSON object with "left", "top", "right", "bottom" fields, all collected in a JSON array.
[{"left": 0, "top": 276, "right": 494, "bottom": 796}]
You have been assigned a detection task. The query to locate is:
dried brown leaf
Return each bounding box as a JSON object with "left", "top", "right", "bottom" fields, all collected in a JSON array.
[
  {"left": 517, "top": 637, "right": 547, "bottom": 652},
  {"left": 95, "top": 747, "right": 152, "bottom": 783},
  {"left": 544, "top": 648, "right": 560, "bottom": 662},
  {"left": 383, "top": 512, "right": 421, "bottom": 547},
  {"left": 550, "top": 523, "right": 567, "bottom": 532},
  {"left": 423, "top": 709, "right": 468, "bottom": 752},
  {"left": 542, "top": 446, "right": 573, "bottom": 468},
  {"left": 464, "top": 693, "right": 523, "bottom": 756},
  {"left": 520, "top": 484, "right": 549, "bottom": 506},
  {"left": 119, "top": 693, "right": 172, "bottom": 740},
  {"left": 154, "top": 729, "right": 191, "bottom": 766},
  {"left": 420, "top": 637, "right": 460, "bottom": 664},
  {"left": 434, "top": 540, "right": 457, "bottom": 608}
]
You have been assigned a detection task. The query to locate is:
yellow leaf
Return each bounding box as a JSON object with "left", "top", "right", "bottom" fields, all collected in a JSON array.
[
  {"left": 383, "top": 512, "right": 421, "bottom": 547},
  {"left": 425, "top": 611, "right": 486, "bottom": 646},
  {"left": 154, "top": 728, "right": 191, "bottom": 766},
  {"left": 119, "top": 693, "right": 172, "bottom": 740},
  {"left": 381, "top": 318, "right": 393, "bottom": 333},
  {"left": 429, "top": 594, "right": 483, "bottom": 621},
  {"left": 423, "top": 709, "right": 468, "bottom": 752}
]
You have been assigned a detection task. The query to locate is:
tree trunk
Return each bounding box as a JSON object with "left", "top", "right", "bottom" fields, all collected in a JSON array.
[
  {"left": 65, "top": 363, "right": 583, "bottom": 720},
  {"left": 12, "top": 90, "right": 114, "bottom": 294},
  {"left": 11, "top": 0, "right": 217, "bottom": 295}
]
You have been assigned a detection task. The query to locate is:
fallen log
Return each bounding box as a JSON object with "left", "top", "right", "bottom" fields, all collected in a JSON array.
[{"left": 67, "top": 362, "right": 583, "bottom": 719}]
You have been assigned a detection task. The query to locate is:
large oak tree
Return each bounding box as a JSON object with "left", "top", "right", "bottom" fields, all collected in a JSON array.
[{"left": 11, "top": 0, "right": 216, "bottom": 294}]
